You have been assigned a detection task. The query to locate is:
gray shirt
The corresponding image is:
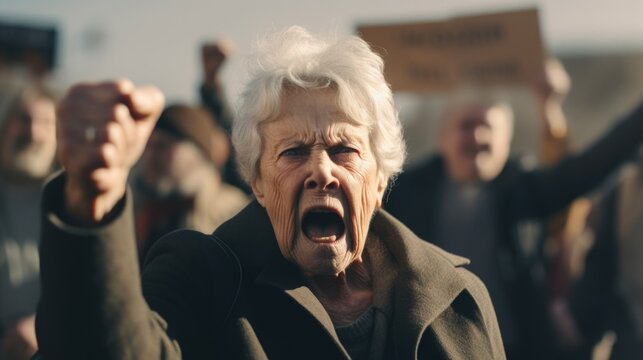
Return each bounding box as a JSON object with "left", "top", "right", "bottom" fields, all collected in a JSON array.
[
  {"left": 335, "top": 307, "right": 375, "bottom": 360},
  {"left": 0, "top": 180, "right": 41, "bottom": 329},
  {"left": 433, "top": 178, "right": 516, "bottom": 347}
]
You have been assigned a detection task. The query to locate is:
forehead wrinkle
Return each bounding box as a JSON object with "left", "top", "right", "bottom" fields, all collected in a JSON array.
[
  {"left": 311, "top": 122, "right": 368, "bottom": 149},
  {"left": 274, "top": 126, "right": 316, "bottom": 149},
  {"left": 265, "top": 89, "right": 371, "bottom": 151},
  {"left": 268, "top": 117, "right": 368, "bottom": 150},
  {"left": 259, "top": 118, "right": 314, "bottom": 154},
  {"left": 338, "top": 125, "right": 369, "bottom": 147}
]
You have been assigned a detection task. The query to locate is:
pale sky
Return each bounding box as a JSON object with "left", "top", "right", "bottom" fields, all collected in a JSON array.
[{"left": 1, "top": 0, "right": 642, "bottom": 103}]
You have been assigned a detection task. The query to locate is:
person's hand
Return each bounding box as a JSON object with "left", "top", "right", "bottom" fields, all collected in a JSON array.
[
  {"left": 0, "top": 315, "right": 37, "bottom": 360},
  {"left": 201, "top": 39, "right": 235, "bottom": 87},
  {"left": 535, "top": 58, "right": 571, "bottom": 138},
  {"left": 57, "top": 79, "right": 164, "bottom": 225},
  {"left": 536, "top": 57, "right": 571, "bottom": 105}
]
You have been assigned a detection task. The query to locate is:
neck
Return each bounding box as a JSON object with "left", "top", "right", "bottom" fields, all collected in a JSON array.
[{"left": 306, "top": 255, "right": 374, "bottom": 326}]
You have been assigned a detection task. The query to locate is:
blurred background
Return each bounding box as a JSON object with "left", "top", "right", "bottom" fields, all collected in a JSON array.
[
  {"left": 1, "top": 2, "right": 643, "bottom": 359},
  {"left": 1, "top": 0, "right": 643, "bottom": 160}
]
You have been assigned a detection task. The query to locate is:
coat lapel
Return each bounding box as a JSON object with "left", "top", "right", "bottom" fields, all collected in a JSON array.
[
  {"left": 370, "top": 209, "right": 470, "bottom": 359},
  {"left": 255, "top": 257, "right": 351, "bottom": 359}
]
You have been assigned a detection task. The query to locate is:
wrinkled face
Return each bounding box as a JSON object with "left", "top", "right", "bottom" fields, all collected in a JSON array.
[
  {"left": 438, "top": 104, "right": 512, "bottom": 183},
  {"left": 252, "top": 88, "right": 387, "bottom": 277},
  {"left": 139, "top": 130, "right": 212, "bottom": 198},
  {"left": 0, "top": 97, "right": 57, "bottom": 180}
]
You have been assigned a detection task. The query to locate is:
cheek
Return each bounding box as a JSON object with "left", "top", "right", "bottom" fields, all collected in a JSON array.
[
  {"left": 45, "top": 130, "right": 57, "bottom": 145},
  {"left": 496, "top": 133, "right": 512, "bottom": 155},
  {"left": 3, "top": 126, "right": 21, "bottom": 146},
  {"left": 262, "top": 163, "right": 302, "bottom": 208},
  {"left": 342, "top": 163, "right": 381, "bottom": 251},
  {"left": 261, "top": 163, "right": 304, "bottom": 257},
  {"left": 445, "top": 139, "right": 463, "bottom": 161},
  {"left": 170, "top": 148, "right": 198, "bottom": 174}
]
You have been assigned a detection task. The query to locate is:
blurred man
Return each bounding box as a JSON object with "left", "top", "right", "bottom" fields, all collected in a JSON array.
[
  {"left": 385, "top": 60, "right": 643, "bottom": 358},
  {"left": 133, "top": 104, "right": 248, "bottom": 262},
  {"left": 0, "top": 82, "right": 57, "bottom": 360}
]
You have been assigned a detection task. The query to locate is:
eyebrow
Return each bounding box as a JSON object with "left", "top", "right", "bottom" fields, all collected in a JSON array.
[
  {"left": 272, "top": 131, "right": 316, "bottom": 150},
  {"left": 275, "top": 132, "right": 368, "bottom": 153}
]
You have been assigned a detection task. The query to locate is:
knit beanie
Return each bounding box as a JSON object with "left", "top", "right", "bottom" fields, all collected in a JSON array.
[{"left": 155, "top": 104, "right": 229, "bottom": 169}]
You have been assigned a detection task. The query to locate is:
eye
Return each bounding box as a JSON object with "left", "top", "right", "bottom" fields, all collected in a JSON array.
[
  {"left": 329, "top": 145, "right": 357, "bottom": 155},
  {"left": 280, "top": 147, "right": 308, "bottom": 157}
]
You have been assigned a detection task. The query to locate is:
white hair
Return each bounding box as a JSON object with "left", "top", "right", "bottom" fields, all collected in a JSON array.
[
  {"left": 440, "top": 86, "right": 515, "bottom": 136},
  {"left": 232, "top": 26, "right": 406, "bottom": 185},
  {"left": 0, "top": 73, "right": 57, "bottom": 133}
]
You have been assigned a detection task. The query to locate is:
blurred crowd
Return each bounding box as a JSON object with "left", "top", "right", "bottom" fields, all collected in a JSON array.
[{"left": 0, "top": 17, "right": 642, "bottom": 360}]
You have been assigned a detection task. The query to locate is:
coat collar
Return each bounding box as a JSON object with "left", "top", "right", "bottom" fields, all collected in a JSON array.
[{"left": 215, "top": 200, "right": 470, "bottom": 359}]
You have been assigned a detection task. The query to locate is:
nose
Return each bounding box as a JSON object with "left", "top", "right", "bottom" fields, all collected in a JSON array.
[
  {"left": 473, "top": 125, "right": 491, "bottom": 144},
  {"left": 29, "top": 118, "right": 42, "bottom": 141},
  {"left": 304, "top": 151, "right": 339, "bottom": 191},
  {"left": 26, "top": 116, "right": 53, "bottom": 143}
]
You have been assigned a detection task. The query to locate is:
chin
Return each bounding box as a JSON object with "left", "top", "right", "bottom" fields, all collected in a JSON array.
[
  {"left": 12, "top": 150, "right": 55, "bottom": 180},
  {"left": 476, "top": 165, "right": 503, "bottom": 182},
  {"left": 303, "top": 263, "right": 345, "bottom": 277},
  {"left": 292, "top": 235, "right": 354, "bottom": 277}
]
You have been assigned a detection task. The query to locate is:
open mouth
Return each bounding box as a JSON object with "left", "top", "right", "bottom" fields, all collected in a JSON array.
[
  {"left": 476, "top": 143, "right": 491, "bottom": 153},
  {"left": 464, "top": 143, "right": 490, "bottom": 157},
  {"left": 301, "top": 209, "right": 346, "bottom": 242}
]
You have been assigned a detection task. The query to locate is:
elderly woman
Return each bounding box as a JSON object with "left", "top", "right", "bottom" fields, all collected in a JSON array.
[{"left": 36, "top": 27, "right": 504, "bottom": 359}]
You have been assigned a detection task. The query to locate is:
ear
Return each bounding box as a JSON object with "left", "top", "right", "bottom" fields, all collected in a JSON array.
[
  {"left": 251, "top": 176, "right": 266, "bottom": 208},
  {"left": 210, "top": 132, "right": 230, "bottom": 169},
  {"left": 437, "top": 112, "right": 455, "bottom": 157},
  {"left": 374, "top": 172, "right": 388, "bottom": 208}
]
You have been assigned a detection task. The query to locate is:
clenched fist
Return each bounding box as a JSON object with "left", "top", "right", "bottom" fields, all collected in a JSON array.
[
  {"left": 201, "top": 40, "right": 234, "bottom": 87},
  {"left": 57, "top": 79, "right": 164, "bottom": 225}
]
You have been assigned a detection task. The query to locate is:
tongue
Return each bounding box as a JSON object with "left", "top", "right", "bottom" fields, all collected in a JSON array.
[{"left": 303, "top": 212, "right": 344, "bottom": 239}]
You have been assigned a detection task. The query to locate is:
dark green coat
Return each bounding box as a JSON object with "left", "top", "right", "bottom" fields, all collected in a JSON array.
[{"left": 37, "top": 174, "right": 505, "bottom": 359}]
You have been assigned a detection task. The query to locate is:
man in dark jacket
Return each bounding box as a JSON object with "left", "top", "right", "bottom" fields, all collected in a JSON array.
[{"left": 385, "top": 90, "right": 643, "bottom": 359}]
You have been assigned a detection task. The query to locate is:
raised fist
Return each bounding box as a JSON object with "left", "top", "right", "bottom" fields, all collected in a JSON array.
[
  {"left": 201, "top": 39, "right": 235, "bottom": 86},
  {"left": 57, "top": 79, "right": 164, "bottom": 224},
  {"left": 536, "top": 57, "right": 571, "bottom": 104}
]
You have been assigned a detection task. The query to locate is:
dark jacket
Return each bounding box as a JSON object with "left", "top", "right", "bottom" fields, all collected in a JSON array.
[
  {"left": 385, "top": 102, "right": 643, "bottom": 358},
  {"left": 37, "top": 174, "right": 504, "bottom": 359},
  {"left": 570, "top": 162, "right": 643, "bottom": 359}
]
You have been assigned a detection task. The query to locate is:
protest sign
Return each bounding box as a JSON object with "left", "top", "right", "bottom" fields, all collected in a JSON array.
[{"left": 357, "top": 8, "right": 544, "bottom": 92}]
